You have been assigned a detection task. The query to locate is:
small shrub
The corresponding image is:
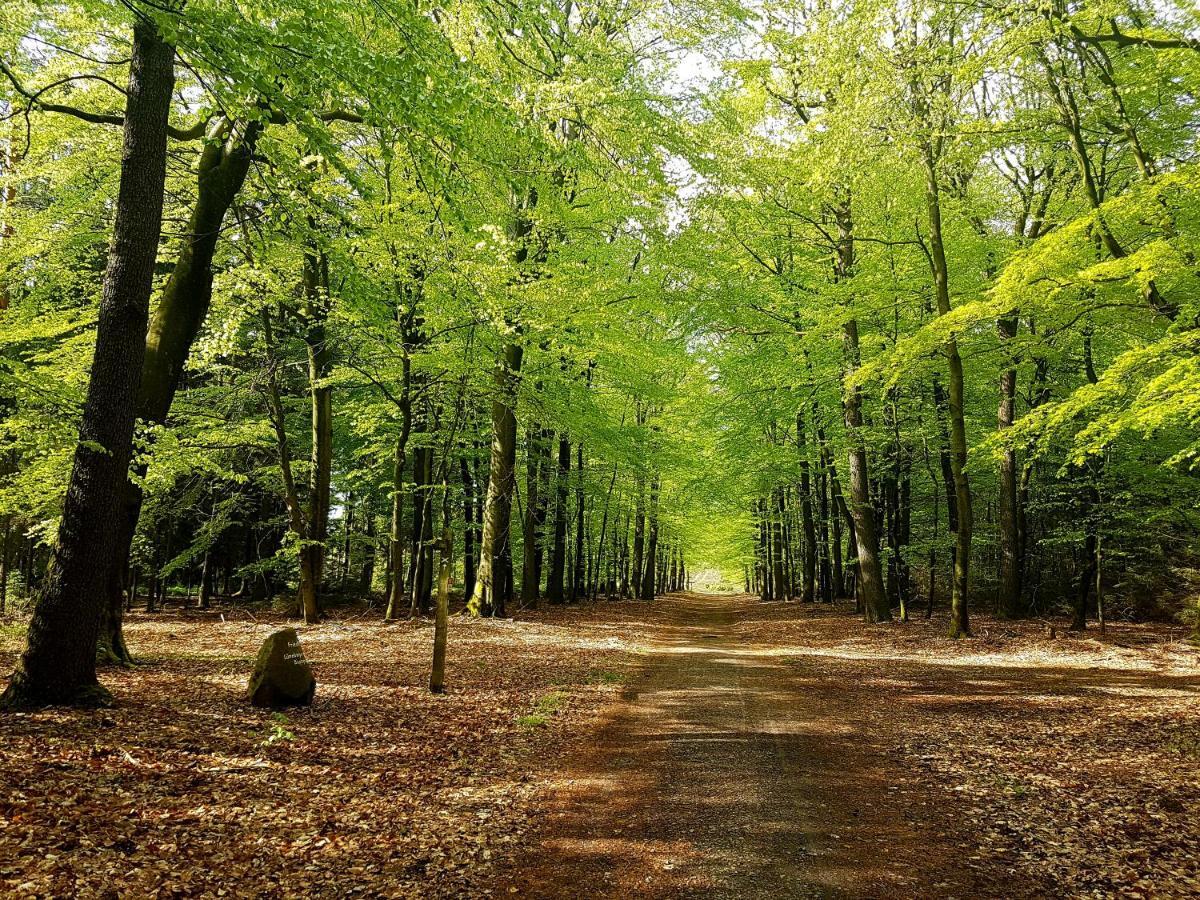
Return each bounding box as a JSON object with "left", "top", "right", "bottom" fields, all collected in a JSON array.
[{"left": 260, "top": 712, "right": 295, "bottom": 747}]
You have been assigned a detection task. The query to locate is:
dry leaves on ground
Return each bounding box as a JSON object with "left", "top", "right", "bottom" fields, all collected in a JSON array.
[
  {"left": 734, "top": 600, "right": 1200, "bottom": 899},
  {"left": 0, "top": 601, "right": 658, "bottom": 899}
]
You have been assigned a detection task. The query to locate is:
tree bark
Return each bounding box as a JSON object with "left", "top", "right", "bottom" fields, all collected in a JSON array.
[
  {"left": 0, "top": 517, "right": 9, "bottom": 615},
  {"left": 996, "top": 314, "right": 1022, "bottom": 617},
  {"left": 429, "top": 521, "right": 451, "bottom": 694},
  {"left": 922, "top": 151, "right": 973, "bottom": 637},
  {"left": 640, "top": 476, "right": 659, "bottom": 601},
  {"left": 384, "top": 441, "right": 407, "bottom": 619},
  {"left": 460, "top": 451, "right": 477, "bottom": 601},
  {"left": 772, "top": 488, "right": 788, "bottom": 601},
  {"left": 547, "top": 434, "right": 570, "bottom": 604},
  {"left": 571, "top": 442, "right": 585, "bottom": 601},
  {"left": 468, "top": 342, "right": 523, "bottom": 616},
  {"left": 1, "top": 16, "right": 175, "bottom": 708},
  {"left": 521, "top": 427, "right": 541, "bottom": 606},
  {"left": 104, "top": 118, "right": 261, "bottom": 665},
  {"left": 833, "top": 193, "right": 889, "bottom": 623},
  {"left": 797, "top": 414, "right": 818, "bottom": 602},
  {"left": 300, "top": 248, "right": 332, "bottom": 621}
]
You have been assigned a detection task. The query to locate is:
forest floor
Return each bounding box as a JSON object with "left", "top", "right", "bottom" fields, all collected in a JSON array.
[
  {"left": 0, "top": 594, "right": 1198, "bottom": 898},
  {"left": 504, "top": 594, "right": 1200, "bottom": 899}
]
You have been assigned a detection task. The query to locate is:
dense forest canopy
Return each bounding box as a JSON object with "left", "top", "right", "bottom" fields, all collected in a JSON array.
[{"left": 0, "top": 0, "right": 1198, "bottom": 703}]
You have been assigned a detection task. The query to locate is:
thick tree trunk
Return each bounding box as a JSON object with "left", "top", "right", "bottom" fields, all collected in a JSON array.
[
  {"left": 197, "top": 551, "right": 213, "bottom": 609},
  {"left": 843, "top": 405, "right": 890, "bottom": 622},
  {"left": 104, "top": 118, "right": 261, "bottom": 665},
  {"left": 469, "top": 343, "right": 522, "bottom": 616},
  {"left": 1, "top": 17, "right": 174, "bottom": 709}
]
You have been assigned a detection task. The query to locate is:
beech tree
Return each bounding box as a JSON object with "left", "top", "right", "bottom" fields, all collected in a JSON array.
[
  {"left": 1, "top": 6, "right": 175, "bottom": 707},
  {"left": 0, "top": 0, "right": 1198, "bottom": 708}
]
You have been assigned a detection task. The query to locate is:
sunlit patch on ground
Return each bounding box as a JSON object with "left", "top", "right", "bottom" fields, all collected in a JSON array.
[
  {"left": 0, "top": 602, "right": 651, "bottom": 898},
  {"left": 2, "top": 596, "right": 1199, "bottom": 897}
]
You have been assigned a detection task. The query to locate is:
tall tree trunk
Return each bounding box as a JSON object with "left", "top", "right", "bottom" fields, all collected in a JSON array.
[
  {"left": 632, "top": 475, "right": 646, "bottom": 595},
  {"left": 1073, "top": 330, "right": 1103, "bottom": 630},
  {"left": 571, "top": 442, "right": 585, "bottom": 601},
  {"left": 521, "top": 427, "right": 541, "bottom": 606},
  {"left": 384, "top": 441, "right": 407, "bottom": 619},
  {"left": 832, "top": 196, "right": 889, "bottom": 623},
  {"left": 757, "top": 499, "right": 771, "bottom": 601},
  {"left": 430, "top": 472, "right": 454, "bottom": 693},
  {"left": 547, "top": 434, "right": 570, "bottom": 603},
  {"left": 360, "top": 498, "right": 376, "bottom": 594},
  {"left": 429, "top": 526, "right": 451, "bottom": 693},
  {"left": 922, "top": 153, "right": 973, "bottom": 637},
  {"left": 468, "top": 343, "right": 523, "bottom": 616},
  {"left": 262, "top": 311, "right": 316, "bottom": 622},
  {"left": 625, "top": 509, "right": 634, "bottom": 597},
  {"left": 772, "top": 488, "right": 788, "bottom": 601},
  {"left": 592, "top": 464, "right": 618, "bottom": 600},
  {"left": 0, "top": 517, "right": 9, "bottom": 615},
  {"left": 197, "top": 551, "right": 213, "bottom": 609},
  {"left": 408, "top": 445, "right": 434, "bottom": 617},
  {"left": 420, "top": 449, "right": 436, "bottom": 612},
  {"left": 300, "top": 247, "right": 332, "bottom": 622},
  {"left": 104, "top": 118, "right": 261, "bottom": 665},
  {"left": 815, "top": 461, "right": 831, "bottom": 604},
  {"left": 797, "top": 414, "right": 818, "bottom": 602},
  {"left": 997, "top": 314, "right": 1022, "bottom": 617},
  {"left": 460, "top": 451, "right": 477, "bottom": 601},
  {"left": 796, "top": 412, "right": 816, "bottom": 602},
  {"left": 1, "top": 16, "right": 175, "bottom": 708},
  {"left": 640, "top": 477, "right": 659, "bottom": 601},
  {"left": 341, "top": 493, "right": 354, "bottom": 584}
]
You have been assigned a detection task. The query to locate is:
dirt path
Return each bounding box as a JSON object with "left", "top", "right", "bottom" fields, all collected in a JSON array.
[{"left": 506, "top": 593, "right": 1051, "bottom": 898}]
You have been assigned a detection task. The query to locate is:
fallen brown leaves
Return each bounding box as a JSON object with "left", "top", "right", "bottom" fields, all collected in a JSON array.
[
  {"left": 3, "top": 598, "right": 1198, "bottom": 898},
  {"left": 0, "top": 601, "right": 650, "bottom": 898},
  {"left": 735, "top": 600, "right": 1200, "bottom": 899}
]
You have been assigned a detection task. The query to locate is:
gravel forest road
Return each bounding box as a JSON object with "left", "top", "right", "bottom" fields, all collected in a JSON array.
[{"left": 505, "top": 593, "right": 1048, "bottom": 899}]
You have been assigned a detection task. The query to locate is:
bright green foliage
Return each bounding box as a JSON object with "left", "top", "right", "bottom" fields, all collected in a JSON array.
[{"left": 1, "top": 0, "right": 1198, "bottom": 627}]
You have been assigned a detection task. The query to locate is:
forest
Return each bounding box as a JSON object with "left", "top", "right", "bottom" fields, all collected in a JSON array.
[{"left": 1, "top": 0, "right": 1199, "bottom": 896}]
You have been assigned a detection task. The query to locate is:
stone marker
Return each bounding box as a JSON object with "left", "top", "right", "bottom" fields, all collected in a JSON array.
[{"left": 248, "top": 628, "right": 316, "bottom": 707}]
